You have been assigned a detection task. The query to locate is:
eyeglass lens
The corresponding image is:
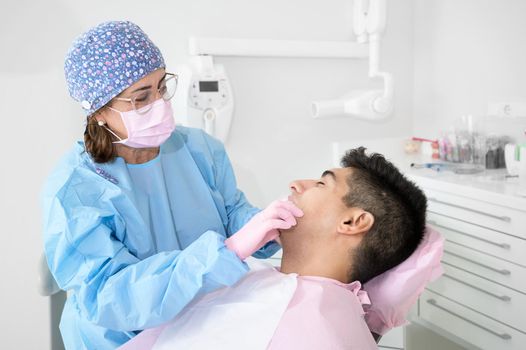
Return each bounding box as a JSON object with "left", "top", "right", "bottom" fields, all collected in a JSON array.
[{"left": 132, "top": 74, "right": 178, "bottom": 114}]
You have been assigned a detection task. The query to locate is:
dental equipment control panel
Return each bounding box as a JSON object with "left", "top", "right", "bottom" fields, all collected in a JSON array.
[{"left": 185, "top": 56, "right": 234, "bottom": 143}]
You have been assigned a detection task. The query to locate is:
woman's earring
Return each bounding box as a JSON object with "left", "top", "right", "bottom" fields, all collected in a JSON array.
[{"left": 97, "top": 120, "right": 106, "bottom": 126}]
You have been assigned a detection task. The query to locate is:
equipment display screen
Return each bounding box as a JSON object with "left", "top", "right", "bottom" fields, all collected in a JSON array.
[{"left": 199, "top": 81, "right": 219, "bottom": 92}]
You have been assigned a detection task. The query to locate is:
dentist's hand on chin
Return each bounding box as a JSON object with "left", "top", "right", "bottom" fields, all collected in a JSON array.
[{"left": 225, "top": 200, "right": 303, "bottom": 260}]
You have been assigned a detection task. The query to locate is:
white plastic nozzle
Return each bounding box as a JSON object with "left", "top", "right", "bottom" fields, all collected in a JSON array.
[
  {"left": 312, "top": 90, "right": 392, "bottom": 120},
  {"left": 312, "top": 99, "right": 346, "bottom": 119}
]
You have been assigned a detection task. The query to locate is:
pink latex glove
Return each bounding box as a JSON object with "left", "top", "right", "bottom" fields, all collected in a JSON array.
[
  {"left": 363, "top": 226, "right": 444, "bottom": 335},
  {"left": 225, "top": 200, "right": 303, "bottom": 260}
]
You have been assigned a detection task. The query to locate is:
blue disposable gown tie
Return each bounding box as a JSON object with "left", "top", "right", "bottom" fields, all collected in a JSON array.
[{"left": 41, "top": 127, "right": 280, "bottom": 349}]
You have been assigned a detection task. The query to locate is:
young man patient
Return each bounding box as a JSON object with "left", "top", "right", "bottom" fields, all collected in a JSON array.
[{"left": 120, "top": 147, "right": 429, "bottom": 350}]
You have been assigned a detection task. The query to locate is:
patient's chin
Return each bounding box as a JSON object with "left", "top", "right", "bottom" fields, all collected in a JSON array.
[
  {"left": 280, "top": 222, "right": 302, "bottom": 237},
  {"left": 278, "top": 225, "right": 302, "bottom": 251},
  {"left": 278, "top": 228, "right": 292, "bottom": 235}
]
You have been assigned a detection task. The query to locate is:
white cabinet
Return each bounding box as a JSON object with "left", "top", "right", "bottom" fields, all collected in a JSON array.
[
  {"left": 378, "top": 327, "right": 404, "bottom": 349},
  {"left": 409, "top": 171, "right": 526, "bottom": 350},
  {"left": 419, "top": 290, "right": 526, "bottom": 350}
]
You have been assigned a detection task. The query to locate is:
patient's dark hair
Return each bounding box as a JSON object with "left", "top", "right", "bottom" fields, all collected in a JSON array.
[{"left": 341, "top": 147, "right": 427, "bottom": 284}]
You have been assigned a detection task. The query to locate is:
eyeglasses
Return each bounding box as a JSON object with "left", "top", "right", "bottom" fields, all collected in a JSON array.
[{"left": 114, "top": 73, "right": 178, "bottom": 115}]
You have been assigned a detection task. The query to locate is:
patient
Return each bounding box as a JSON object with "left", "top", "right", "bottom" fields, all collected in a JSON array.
[{"left": 120, "top": 147, "right": 441, "bottom": 350}]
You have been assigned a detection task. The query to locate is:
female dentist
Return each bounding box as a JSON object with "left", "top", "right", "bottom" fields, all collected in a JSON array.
[{"left": 41, "top": 20, "right": 303, "bottom": 350}]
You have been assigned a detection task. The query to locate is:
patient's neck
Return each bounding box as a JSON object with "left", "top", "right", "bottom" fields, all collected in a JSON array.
[{"left": 279, "top": 247, "right": 352, "bottom": 284}]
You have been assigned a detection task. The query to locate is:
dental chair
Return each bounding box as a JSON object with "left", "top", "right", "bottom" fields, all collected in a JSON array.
[{"left": 38, "top": 253, "right": 66, "bottom": 350}]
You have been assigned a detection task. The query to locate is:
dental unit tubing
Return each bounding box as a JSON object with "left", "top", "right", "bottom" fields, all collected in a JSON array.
[{"left": 313, "top": 0, "right": 393, "bottom": 120}]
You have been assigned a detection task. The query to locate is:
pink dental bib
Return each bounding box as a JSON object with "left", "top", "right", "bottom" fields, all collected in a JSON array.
[
  {"left": 119, "top": 260, "right": 376, "bottom": 350},
  {"left": 268, "top": 275, "right": 376, "bottom": 350}
]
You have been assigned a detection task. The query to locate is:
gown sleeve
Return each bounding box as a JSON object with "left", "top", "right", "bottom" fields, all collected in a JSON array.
[
  {"left": 42, "top": 170, "right": 249, "bottom": 331},
  {"left": 206, "top": 135, "right": 282, "bottom": 259}
]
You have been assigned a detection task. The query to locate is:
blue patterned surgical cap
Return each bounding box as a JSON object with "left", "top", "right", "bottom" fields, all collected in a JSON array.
[{"left": 64, "top": 21, "right": 166, "bottom": 115}]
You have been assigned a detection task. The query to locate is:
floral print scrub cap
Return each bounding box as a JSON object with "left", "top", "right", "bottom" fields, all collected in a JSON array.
[{"left": 64, "top": 21, "right": 166, "bottom": 115}]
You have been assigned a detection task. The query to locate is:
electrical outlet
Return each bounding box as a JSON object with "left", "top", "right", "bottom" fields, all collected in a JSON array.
[{"left": 487, "top": 101, "right": 526, "bottom": 118}]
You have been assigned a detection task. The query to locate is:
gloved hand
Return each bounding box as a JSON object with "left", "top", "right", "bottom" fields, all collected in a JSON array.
[
  {"left": 363, "top": 226, "right": 444, "bottom": 335},
  {"left": 225, "top": 200, "right": 303, "bottom": 260}
]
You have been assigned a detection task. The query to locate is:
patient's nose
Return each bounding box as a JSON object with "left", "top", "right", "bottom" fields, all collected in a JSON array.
[
  {"left": 289, "top": 180, "right": 303, "bottom": 194},
  {"left": 289, "top": 179, "right": 314, "bottom": 194}
]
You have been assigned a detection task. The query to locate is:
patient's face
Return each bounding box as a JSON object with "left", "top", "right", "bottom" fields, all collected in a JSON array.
[{"left": 283, "top": 168, "right": 352, "bottom": 240}]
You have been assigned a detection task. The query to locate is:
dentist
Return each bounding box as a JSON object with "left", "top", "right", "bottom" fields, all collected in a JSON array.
[{"left": 41, "top": 20, "right": 302, "bottom": 350}]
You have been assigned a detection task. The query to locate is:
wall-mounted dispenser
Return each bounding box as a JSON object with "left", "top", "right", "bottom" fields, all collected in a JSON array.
[{"left": 178, "top": 55, "right": 234, "bottom": 143}]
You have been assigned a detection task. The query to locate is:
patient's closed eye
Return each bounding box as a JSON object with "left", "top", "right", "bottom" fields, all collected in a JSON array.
[{"left": 317, "top": 181, "right": 325, "bottom": 186}]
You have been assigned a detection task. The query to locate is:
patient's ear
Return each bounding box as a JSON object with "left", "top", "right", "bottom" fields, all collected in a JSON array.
[{"left": 337, "top": 208, "right": 374, "bottom": 236}]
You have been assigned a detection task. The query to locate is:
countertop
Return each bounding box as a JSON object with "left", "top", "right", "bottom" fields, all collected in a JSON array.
[{"left": 332, "top": 138, "right": 526, "bottom": 210}]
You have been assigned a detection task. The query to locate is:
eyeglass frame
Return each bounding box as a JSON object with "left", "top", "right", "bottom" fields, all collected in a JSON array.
[{"left": 112, "top": 72, "right": 178, "bottom": 114}]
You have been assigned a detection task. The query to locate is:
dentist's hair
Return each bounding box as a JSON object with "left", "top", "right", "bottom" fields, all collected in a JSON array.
[
  {"left": 84, "top": 107, "right": 117, "bottom": 163},
  {"left": 341, "top": 147, "right": 427, "bottom": 284}
]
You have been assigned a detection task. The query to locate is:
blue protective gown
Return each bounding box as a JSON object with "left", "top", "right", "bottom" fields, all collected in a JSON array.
[{"left": 41, "top": 126, "right": 280, "bottom": 350}]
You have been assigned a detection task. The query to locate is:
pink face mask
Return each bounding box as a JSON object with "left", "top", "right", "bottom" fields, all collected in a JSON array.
[{"left": 106, "top": 99, "right": 176, "bottom": 148}]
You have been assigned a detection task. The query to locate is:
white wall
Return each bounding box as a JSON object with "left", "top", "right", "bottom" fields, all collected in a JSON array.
[
  {"left": 0, "top": 0, "right": 414, "bottom": 348},
  {"left": 413, "top": 0, "right": 526, "bottom": 141}
]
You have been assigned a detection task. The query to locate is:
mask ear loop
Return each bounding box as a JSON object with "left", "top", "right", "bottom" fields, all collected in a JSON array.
[{"left": 97, "top": 119, "right": 124, "bottom": 141}]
